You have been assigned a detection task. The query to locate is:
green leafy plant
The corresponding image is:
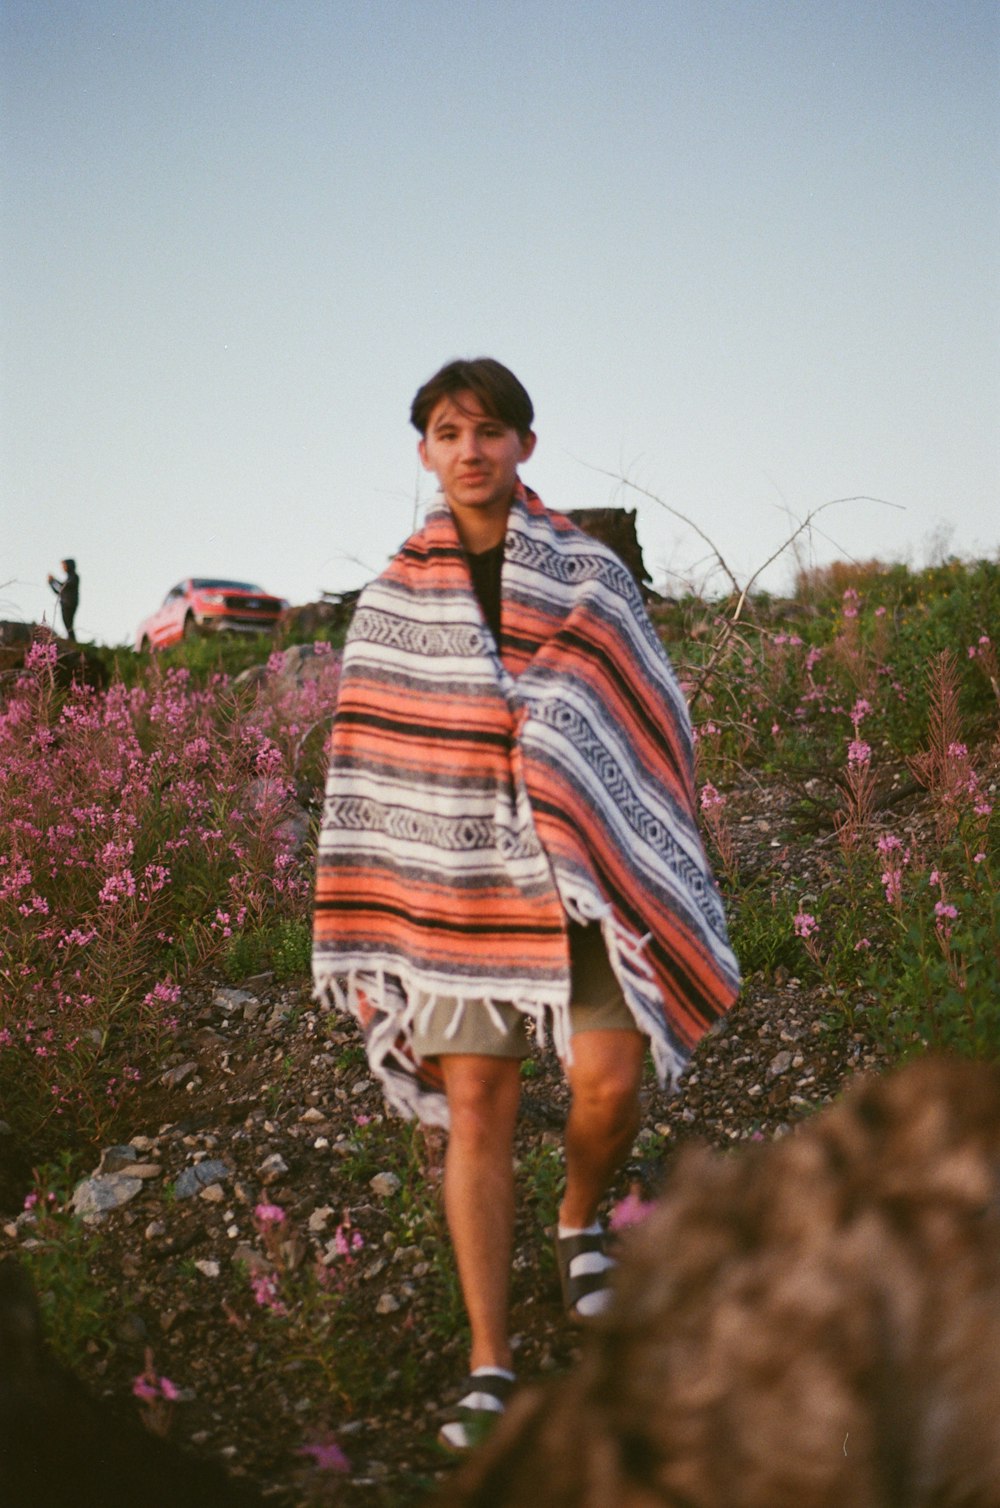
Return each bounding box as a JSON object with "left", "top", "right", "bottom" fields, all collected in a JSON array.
[{"left": 15, "top": 1157, "right": 112, "bottom": 1369}]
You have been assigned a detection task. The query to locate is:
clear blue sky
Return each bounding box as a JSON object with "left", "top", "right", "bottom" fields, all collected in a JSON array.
[{"left": 3, "top": 0, "right": 997, "bottom": 647}]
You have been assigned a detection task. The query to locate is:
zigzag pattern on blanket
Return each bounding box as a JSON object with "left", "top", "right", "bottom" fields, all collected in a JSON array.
[{"left": 313, "top": 485, "right": 739, "bottom": 1123}]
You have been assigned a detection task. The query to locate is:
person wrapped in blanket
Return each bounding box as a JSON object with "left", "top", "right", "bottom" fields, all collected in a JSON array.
[{"left": 313, "top": 358, "right": 739, "bottom": 1452}]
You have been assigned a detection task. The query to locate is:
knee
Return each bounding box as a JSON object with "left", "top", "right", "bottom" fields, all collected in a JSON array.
[
  {"left": 443, "top": 1064, "right": 520, "bottom": 1149},
  {"left": 571, "top": 1069, "right": 641, "bottom": 1134}
]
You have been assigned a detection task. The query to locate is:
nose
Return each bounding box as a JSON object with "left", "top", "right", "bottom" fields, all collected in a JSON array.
[{"left": 458, "top": 430, "right": 483, "bottom": 461}]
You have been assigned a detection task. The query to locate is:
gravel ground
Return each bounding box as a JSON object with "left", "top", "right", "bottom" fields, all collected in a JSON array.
[{"left": 0, "top": 779, "right": 895, "bottom": 1507}]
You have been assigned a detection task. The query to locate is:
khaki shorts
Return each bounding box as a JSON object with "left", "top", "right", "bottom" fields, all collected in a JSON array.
[{"left": 412, "top": 922, "right": 637, "bottom": 1060}]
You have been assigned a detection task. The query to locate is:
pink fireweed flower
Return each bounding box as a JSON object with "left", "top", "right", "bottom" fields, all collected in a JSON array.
[
  {"left": 254, "top": 1203, "right": 286, "bottom": 1226},
  {"left": 610, "top": 1188, "right": 657, "bottom": 1230},
  {"left": 935, "top": 902, "right": 958, "bottom": 921},
  {"left": 793, "top": 911, "right": 818, "bottom": 939},
  {"left": 847, "top": 740, "right": 872, "bottom": 766},
  {"left": 699, "top": 782, "right": 726, "bottom": 811},
  {"left": 851, "top": 697, "right": 872, "bottom": 721},
  {"left": 854, "top": 938, "right": 872, "bottom": 951},
  {"left": 132, "top": 1369, "right": 179, "bottom": 1404},
  {"left": 332, "top": 1223, "right": 365, "bottom": 1258},
  {"left": 24, "top": 638, "right": 59, "bottom": 670},
  {"left": 250, "top": 1271, "right": 287, "bottom": 1314},
  {"left": 298, "top": 1439, "right": 350, "bottom": 1473},
  {"left": 143, "top": 981, "right": 182, "bottom": 1009}
]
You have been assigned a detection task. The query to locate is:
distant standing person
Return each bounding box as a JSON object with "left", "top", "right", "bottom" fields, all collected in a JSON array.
[{"left": 47, "top": 559, "right": 79, "bottom": 640}]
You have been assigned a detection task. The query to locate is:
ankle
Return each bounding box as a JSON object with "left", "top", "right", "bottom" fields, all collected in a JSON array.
[
  {"left": 558, "top": 1200, "right": 601, "bottom": 1232},
  {"left": 469, "top": 1345, "right": 514, "bottom": 1373}
]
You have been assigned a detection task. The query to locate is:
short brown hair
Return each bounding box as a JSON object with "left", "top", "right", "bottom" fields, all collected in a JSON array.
[{"left": 410, "top": 358, "right": 534, "bottom": 439}]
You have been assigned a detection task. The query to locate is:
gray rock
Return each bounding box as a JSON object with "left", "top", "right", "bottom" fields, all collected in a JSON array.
[
  {"left": 174, "top": 1159, "right": 231, "bottom": 1200},
  {"left": 71, "top": 1174, "right": 144, "bottom": 1222},
  {"left": 160, "top": 1061, "right": 198, "bottom": 1089},
  {"left": 369, "top": 1171, "right": 401, "bottom": 1198},
  {"left": 99, "top": 1145, "right": 138, "bottom": 1174},
  {"left": 258, "top": 1152, "right": 288, "bottom": 1183},
  {"left": 767, "top": 1050, "right": 794, "bottom": 1079},
  {"left": 213, "top": 988, "right": 257, "bottom": 1015}
]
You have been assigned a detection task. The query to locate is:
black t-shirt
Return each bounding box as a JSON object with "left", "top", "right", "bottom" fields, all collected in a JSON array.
[{"left": 468, "top": 540, "right": 504, "bottom": 645}]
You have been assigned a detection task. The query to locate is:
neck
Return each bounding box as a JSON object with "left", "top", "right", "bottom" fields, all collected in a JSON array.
[{"left": 448, "top": 501, "right": 511, "bottom": 554}]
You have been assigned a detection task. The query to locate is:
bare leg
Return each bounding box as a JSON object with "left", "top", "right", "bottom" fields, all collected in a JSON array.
[
  {"left": 559, "top": 1030, "right": 645, "bottom": 1230},
  {"left": 438, "top": 1054, "right": 522, "bottom": 1372}
]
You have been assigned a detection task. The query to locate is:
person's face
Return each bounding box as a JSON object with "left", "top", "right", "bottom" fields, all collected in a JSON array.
[{"left": 418, "top": 392, "right": 535, "bottom": 524}]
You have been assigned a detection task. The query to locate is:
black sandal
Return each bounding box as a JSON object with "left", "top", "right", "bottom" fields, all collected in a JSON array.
[
  {"left": 555, "top": 1228, "right": 616, "bottom": 1321},
  {"left": 437, "top": 1370, "right": 516, "bottom": 1454}
]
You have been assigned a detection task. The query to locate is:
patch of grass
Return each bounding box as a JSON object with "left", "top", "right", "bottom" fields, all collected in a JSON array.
[
  {"left": 16, "top": 1157, "right": 113, "bottom": 1370},
  {"left": 728, "top": 886, "right": 804, "bottom": 980},
  {"left": 222, "top": 918, "right": 312, "bottom": 984}
]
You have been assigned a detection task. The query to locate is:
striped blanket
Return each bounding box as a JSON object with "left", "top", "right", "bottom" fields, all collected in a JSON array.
[{"left": 313, "top": 485, "right": 739, "bottom": 1126}]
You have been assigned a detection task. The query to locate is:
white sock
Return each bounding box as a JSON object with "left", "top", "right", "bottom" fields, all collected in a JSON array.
[
  {"left": 557, "top": 1220, "right": 603, "bottom": 1239},
  {"left": 471, "top": 1365, "right": 515, "bottom": 1381}
]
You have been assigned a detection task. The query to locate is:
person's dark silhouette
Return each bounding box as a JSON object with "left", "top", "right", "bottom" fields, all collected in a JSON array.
[{"left": 47, "top": 559, "right": 79, "bottom": 640}]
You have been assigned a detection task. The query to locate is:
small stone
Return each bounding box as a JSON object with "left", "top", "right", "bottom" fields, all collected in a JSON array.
[
  {"left": 258, "top": 1153, "right": 289, "bottom": 1183},
  {"left": 747, "top": 1084, "right": 763, "bottom": 1098},
  {"left": 145, "top": 1220, "right": 167, "bottom": 1240},
  {"left": 160, "top": 1061, "right": 198, "bottom": 1089},
  {"left": 129, "top": 1163, "right": 163, "bottom": 1180},
  {"left": 213, "top": 988, "right": 256, "bottom": 1015},
  {"left": 199, "top": 1183, "right": 226, "bottom": 1203},
  {"left": 194, "top": 1259, "right": 220, "bottom": 1278},
  {"left": 71, "top": 1174, "right": 144, "bottom": 1222},
  {"left": 308, "top": 1206, "right": 335, "bottom": 1233},
  {"left": 376, "top": 1291, "right": 401, "bottom": 1314},
  {"left": 767, "top": 1051, "right": 794, "bottom": 1080},
  {"left": 299, "top": 1107, "right": 325, "bottom": 1124},
  {"left": 314, "top": 1137, "right": 330, "bottom": 1150},
  {"left": 99, "top": 1145, "right": 138, "bottom": 1174},
  {"left": 174, "top": 1159, "right": 231, "bottom": 1200},
  {"left": 369, "top": 1172, "right": 401, "bottom": 1198}
]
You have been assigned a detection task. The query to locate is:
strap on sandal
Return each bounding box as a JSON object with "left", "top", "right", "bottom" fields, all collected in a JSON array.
[
  {"left": 555, "top": 1228, "right": 616, "bottom": 1320},
  {"left": 437, "top": 1370, "right": 516, "bottom": 1454}
]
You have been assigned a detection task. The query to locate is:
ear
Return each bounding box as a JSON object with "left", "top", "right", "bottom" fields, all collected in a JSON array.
[
  {"left": 519, "top": 430, "right": 537, "bottom": 463},
  {"left": 417, "top": 437, "right": 433, "bottom": 473}
]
